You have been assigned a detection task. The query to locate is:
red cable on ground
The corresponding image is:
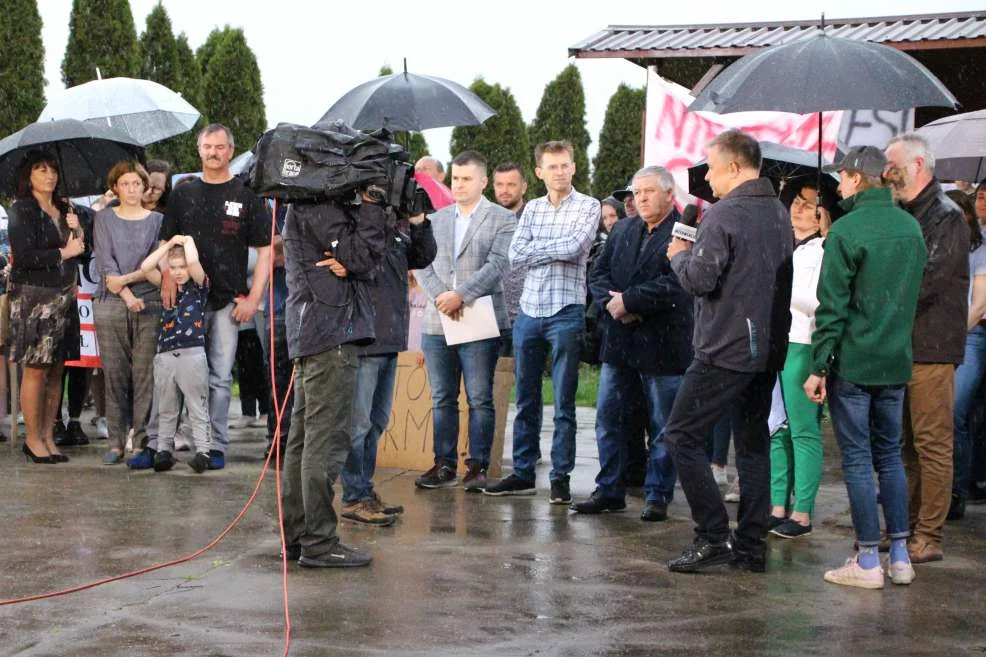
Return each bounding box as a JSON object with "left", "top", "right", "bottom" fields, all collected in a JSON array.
[{"left": 1, "top": 194, "right": 298, "bottom": 657}]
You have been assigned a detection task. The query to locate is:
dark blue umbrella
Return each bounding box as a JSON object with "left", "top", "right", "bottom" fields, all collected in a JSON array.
[
  {"left": 316, "top": 62, "right": 495, "bottom": 132},
  {"left": 0, "top": 118, "right": 144, "bottom": 197}
]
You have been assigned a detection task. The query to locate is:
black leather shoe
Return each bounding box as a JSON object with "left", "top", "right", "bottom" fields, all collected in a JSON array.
[
  {"left": 730, "top": 548, "right": 767, "bottom": 573},
  {"left": 570, "top": 490, "right": 626, "bottom": 514},
  {"left": 640, "top": 501, "right": 668, "bottom": 522},
  {"left": 667, "top": 539, "right": 732, "bottom": 573},
  {"left": 281, "top": 545, "right": 301, "bottom": 561},
  {"left": 53, "top": 420, "right": 75, "bottom": 447}
]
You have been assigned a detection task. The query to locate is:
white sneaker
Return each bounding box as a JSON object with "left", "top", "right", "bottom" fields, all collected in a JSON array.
[
  {"left": 249, "top": 414, "right": 269, "bottom": 428},
  {"left": 823, "top": 556, "right": 884, "bottom": 589},
  {"left": 724, "top": 479, "right": 741, "bottom": 503},
  {"left": 126, "top": 427, "right": 135, "bottom": 452},
  {"left": 711, "top": 464, "right": 728, "bottom": 487},
  {"left": 95, "top": 417, "right": 108, "bottom": 439},
  {"left": 228, "top": 416, "right": 253, "bottom": 429},
  {"left": 886, "top": 559, "right": 915, "bottom": 585}
]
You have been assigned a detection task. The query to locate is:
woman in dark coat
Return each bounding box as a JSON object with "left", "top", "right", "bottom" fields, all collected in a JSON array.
[{"left": 7, "top": 150, "right": 85, "bottom": 463}]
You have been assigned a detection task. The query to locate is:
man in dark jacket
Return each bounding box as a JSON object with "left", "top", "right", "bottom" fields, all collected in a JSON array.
[
  {"left": 664, "top": 129, "right": 793, "bottom": 573},
  {"left": 280, "top": 188, "right": 388, "bottom": 568},
  {"left": 571, "top": 166, "right": 693, "bottom": 521},
  {"left": 885, "top": 133, "right": 969, "bottom": 563},
  {"left": 339, "top": 210, "right": 436, "bottom": 526}
]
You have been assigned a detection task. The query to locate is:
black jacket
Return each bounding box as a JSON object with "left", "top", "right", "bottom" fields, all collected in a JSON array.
[
  {"left": 589, "top": 211, "right": 693, "bottom": 374},
  {"left": 670, "top": 178, "right": 793, "bottom": 373},
  {"left": 283, "top": 200, "right": 387, "bottom": 360},
  {"left": 8, "top": 197, "right": 82, "bottom": 288},
  {"left": 361, "top": 218, "right": 437, "bottom": 356},
  {"left": 900, "top": 179, "right": 969, "bottom": 365}
]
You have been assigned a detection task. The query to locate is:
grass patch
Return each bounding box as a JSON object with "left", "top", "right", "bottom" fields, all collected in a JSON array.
[{"left": 510, "top": 363, "right": 601, "bottom": 408}]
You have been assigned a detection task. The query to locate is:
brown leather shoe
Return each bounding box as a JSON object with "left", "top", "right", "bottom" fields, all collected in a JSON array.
[{"left": 907, "top": 539, "right": 943, "bottom": 564}]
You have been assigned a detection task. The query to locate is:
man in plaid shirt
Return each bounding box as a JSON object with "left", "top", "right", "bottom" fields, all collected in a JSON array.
[{"left": 484, "top": 141, "right": 600, "bottom": 504}]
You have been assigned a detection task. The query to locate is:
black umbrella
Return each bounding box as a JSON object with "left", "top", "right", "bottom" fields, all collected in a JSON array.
[
  {"left": 315, "top": 61, "right": 495, "bottom": 132},
  {"left": 688, "top": 141, "right": 838, "bottom": 203},
  {"left": 688, "top": 23, "right": 957, "bottom": 213},
  {"left": 916, "top": 109, "right": 986, "bottom": 183},
  {"left": 0, "top": 118, "right": 144, "bottom": 197}
]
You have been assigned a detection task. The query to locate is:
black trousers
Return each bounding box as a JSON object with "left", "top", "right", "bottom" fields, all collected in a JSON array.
[
  {"left": 59, "top": 366, "right": 89, "bottom": 420},
  {"left": 235, "top": 328, "right": 270, "bottom": 417},
  {"left": 664, "top": 359, "right": 776, "bottom": 552}
]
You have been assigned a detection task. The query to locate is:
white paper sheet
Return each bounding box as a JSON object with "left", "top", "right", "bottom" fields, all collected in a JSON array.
[{"left": 439, "top": 295, "right": 500, "bottom": 345}]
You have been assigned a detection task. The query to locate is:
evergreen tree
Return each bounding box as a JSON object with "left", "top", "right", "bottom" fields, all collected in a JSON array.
[
  {"left": 62, "top": 0, "right": 140, "bottom": 87},
  {"left": 377, "top": 64, "right": 428, "bottom": 164},
  {"left": 527, "top": 64, "right": 592, "bottom": 196},
  {"left": 200, "top": 28, "right": 266, "bottom": 151},
  {"left": 592, "top": 84, "right": 646, "bottom": 199},
  {"left": 0, "top": 0, "right": 45, "bottom": 138},
  {"left": 449, "top": 79, "right": 531, "bottom": 198},
  {"left": 195, "top": 27, "right": 229, "bottom": 78},
  {"left": 157, "top": 32, "right": 204, "bottom": 172},
  {"left": 139, "top": 3, "right": 187, "bottom": 168}
]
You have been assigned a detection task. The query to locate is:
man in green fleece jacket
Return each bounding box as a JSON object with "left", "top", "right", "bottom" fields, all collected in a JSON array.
[{"left": 803, "top": 145, "right": 927, "bottom": 590}]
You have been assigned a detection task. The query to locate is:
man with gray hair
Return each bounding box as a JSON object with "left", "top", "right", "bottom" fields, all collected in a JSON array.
[
  {"left": 885, "top": 133, "right": 969, "bottom": 563},
  {"left": 571, "top": 166, "right": 693, "bottom": 521},
  {"left": 415, "top": 156, "right": 445, "bottom": 183}
]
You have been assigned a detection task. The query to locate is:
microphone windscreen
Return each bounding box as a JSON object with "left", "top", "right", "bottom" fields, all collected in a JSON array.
[{"left": 681, "top": 204, "right": 699, "bottom": 227}]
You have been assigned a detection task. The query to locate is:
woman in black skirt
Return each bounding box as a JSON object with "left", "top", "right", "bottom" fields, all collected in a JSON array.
[{"left": 7, "top": 150, "right": 85, "bottom": 463}]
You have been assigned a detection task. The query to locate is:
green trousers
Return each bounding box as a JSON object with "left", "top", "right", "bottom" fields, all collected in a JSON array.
[{"left": 770, "top": 342, "right": 824, "bottom": 515}]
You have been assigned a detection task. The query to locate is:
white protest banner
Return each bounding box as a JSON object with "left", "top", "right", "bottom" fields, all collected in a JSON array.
[{"left": 644, "top": 71, "right": 843, "bottom": 206}]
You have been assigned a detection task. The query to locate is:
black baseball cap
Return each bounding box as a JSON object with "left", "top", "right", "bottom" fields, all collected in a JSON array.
[
  {"left": 612, "top": 182, "right": 633, "bottom": 202},
  {"left": 822, "top": 146, "right": 888, "bottom": 177}
]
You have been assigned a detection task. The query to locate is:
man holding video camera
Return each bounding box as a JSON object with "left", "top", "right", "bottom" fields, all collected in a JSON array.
[{"left": 279, "top": 184, "right": 390, "bottom": 568}]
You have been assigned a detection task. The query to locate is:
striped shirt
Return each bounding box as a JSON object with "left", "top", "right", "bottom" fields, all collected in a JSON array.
[{"left": 509, "top": 188, "right": 600, "bottom": 318}]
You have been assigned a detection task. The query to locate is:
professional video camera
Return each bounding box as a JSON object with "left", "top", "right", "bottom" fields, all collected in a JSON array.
[{"left": 250, "top": 120, "right": 434, "bottom": 217}]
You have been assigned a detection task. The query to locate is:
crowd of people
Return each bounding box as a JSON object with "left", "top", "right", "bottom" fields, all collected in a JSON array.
[{"left": 2, "top": 122, "right": 984, "bottom": 585}]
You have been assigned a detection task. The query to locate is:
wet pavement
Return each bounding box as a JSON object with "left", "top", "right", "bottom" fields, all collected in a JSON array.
[{"left": 2, "top": 407, "right": 985, "bottom": 657}]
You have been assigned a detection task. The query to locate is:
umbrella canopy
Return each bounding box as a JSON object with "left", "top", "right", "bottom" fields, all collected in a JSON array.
[
  {"left": 688, "top": 141, "right": 837, "bottom": 203},
  {"left": 0, "top": 119, "right": 144, "bottom": 197},
  {"left": 316, "top": 71, "right": 496, "bottom": 132},
  {"left": 689, "top": 31, "right": 957, "bottom": 114},
  {"left": 916, "top": 109, "right": 986, "bottom": 183},
  {"left": 39, "top": 77, "right": 200, "bottom": 146}
]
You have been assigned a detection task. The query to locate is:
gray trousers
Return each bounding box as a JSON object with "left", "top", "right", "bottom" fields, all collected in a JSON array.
[
  {"left": 280, "top": 344, "right": 359, "bottom": 557},
  {"left": 93, "top": 296, "right": 160, "bottom": 453},
  {"left": 154, "top": 347, "right": 210, "bottom": 454}
]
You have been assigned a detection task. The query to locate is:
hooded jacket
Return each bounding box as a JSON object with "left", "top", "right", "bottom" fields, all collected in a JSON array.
[{"left": 283, "top": 199, "right": 387, "bottom": 360}]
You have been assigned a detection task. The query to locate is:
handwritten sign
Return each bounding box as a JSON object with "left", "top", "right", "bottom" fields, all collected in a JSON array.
[
  {"left": 377, "top": 352, "right": 514, "bottom": 477},
  {"left": 644, "top": 71, "right": 842, "bottom": 206}
]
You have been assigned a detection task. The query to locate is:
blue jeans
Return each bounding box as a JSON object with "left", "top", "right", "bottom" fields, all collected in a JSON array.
[
  {"left": 204, "top": 303, "right": 240, "bottom": 453},
  {"left": 421, "top": 333, "right": 500, "bottom": 469},
  {"left": 953, "top": 326, "right": 986, "bottom": 500},
  {"left": 595, "top": 363, "right": 680, "bottom": 503},
  {"left": 342, "top": 354, "right": 398, "bottom": 504},
  {"left": 511, "top": 305, "right": 584, "bottom": 483},
  {"left": 827, "top": 375, "right": 910, "bottom": 547}
]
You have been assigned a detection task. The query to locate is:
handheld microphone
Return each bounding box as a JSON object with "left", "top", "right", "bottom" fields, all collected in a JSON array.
[{"left": 671, "top": 204, "right": 699, "bottom": 242}]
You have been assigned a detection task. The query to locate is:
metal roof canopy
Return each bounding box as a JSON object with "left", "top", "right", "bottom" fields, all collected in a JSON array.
[
  {"left": 570, "top": 11, "right": 986, "bottom": 63},
  {"left": 570, "top": 11, "right": 986, "bottom": 126}
]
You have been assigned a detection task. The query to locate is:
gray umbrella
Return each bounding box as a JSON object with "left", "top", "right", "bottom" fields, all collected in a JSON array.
[
  {"left": 916, "top": 109, "right": 986, "bottom": 183},
  {"left": 0, "top": 119, "right": 144, "bottom": 197},
  {"left": 316, "top": 63, "right": 495, "bottom": 132},
  {"left": 689, "top": 30, "right": 957, "bottom": 115}
]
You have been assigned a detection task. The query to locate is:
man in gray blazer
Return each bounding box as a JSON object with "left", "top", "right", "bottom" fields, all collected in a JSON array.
[{"left": 414, "top": 151, "right": 517, "bottom": 491}]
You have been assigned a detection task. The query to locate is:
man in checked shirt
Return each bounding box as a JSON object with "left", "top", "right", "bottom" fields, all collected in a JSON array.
[{"left": 484, "top": 141, "right": 600, "bottom": 504}]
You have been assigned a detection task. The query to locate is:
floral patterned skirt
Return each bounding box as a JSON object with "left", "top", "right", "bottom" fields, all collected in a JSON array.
[{"left": 8, "top": 281, "right": 80, "bottom": 367}]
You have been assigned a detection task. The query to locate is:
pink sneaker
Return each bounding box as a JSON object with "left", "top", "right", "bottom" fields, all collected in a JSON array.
[{"left": 823, "top": 556, "right": 884, "bottom": 589}]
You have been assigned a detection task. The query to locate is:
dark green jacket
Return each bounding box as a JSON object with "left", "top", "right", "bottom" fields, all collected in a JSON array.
[{"left": 811, "top": 187, "right": 927, "bottom": 385}]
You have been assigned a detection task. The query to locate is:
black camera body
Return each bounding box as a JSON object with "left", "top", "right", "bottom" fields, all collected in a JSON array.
[{"left": 250, "top": 121, "right": 433, "bottom": 217}]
